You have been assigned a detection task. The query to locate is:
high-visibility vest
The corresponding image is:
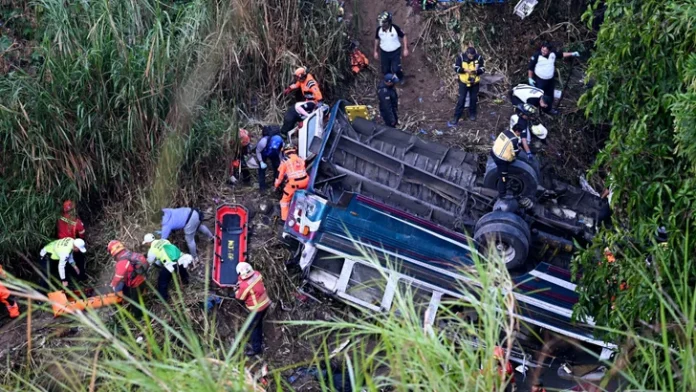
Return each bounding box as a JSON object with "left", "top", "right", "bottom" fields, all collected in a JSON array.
[
  {"left": 150, "top": 239, "right": 180, "bottom": 263},
  {"left": 285, "top": 155, "right": 307, "bottom": 179},
  {"left": 43, "top": 238, "right": 75, "bottom": 260},
  {"left": 458, "top": 56, "right": 483, "bottom": 86},
  {"left": 492, "top": 129, "right": 520, "bottom": 162},
  {"left": 236, "top": 271, "right": 271, "bottom": 311}
]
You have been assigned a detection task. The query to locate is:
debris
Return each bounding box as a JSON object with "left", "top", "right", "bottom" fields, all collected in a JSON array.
[
  {"left": 418, "top": 129, "right": 427, "bottom": 134},
  {"left": 433, "top": 130, "right": 443, "bottom": 136},
  {"left": 205, "top": 295, "right": 222, "bottom": 311}
]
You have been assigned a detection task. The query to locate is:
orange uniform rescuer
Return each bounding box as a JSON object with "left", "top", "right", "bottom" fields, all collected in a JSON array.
[
  {"left": 284, "top": 67, "right": 323, "bottom": 103},
  {"left": 274, "top": 146, "right": 309, "bottom": 221},
  {"left": 0, "top": 265, "right": 20, "bottom": 319}
]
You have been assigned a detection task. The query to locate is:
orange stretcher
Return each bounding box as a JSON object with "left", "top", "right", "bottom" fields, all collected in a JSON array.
[
  {"left": 47, "top": 287, "right": 123, "bottom": 317},
  {"left": 213, "top": 205, "right": 249, "bottom": 288}
]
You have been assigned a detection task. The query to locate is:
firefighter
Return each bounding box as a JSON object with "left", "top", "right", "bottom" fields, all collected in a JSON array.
[
  {"left": 229, "top": 128, "right": 252, "bottom": 186},
  {"left": 377, "top": 73, "right": 399, "bottom": 127},
  {"left": 0, "top": 266, "right": 20, "bottom": 319},
  {"left": 490, "top": 122, "right": 532, "bottom": 198},
  {"left": 108, "top": 241, "right": 149, "bottom": 319},
  {"left": 374, "top": 11, "right": 408, "bottom": 81},
  {"left": 142, "top": 234, "right": 194, "bottom": 301},
  {"left": 57, "top": 200, "right": 87, "bottom": 281},
  {"left": 279, "top": 100, "right": 318, "bottom": 136},
  {"left": 350, "top": 41, "right": 369, "bottom": 74},
  {"left": 256, "top": 132, "right": 284, "bottom": 193},
  {"left": 509, "top": 102, "right": 548, "bottom": 145},
  {"left": 284, "top": 67, "right": 323, "bottom": 103},
  {"left": 234, "top": 262, "right": 271, "bottom": 356},
  {"left": 510, "top": 84, "right": 552, "bottom": 113},
  {"left": 274, "top": 145, "right": 309, "bottom": 221},
  {"left": 528, "top": 42, "right": 580, "bottom": 114},
  {"left": 39, "top": 237, "right": 86, "bottom": 290},
  {"left": 448, "top": 45, "right": 485, "bottom": 125}
]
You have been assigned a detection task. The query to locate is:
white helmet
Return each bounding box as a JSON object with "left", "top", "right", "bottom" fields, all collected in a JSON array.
[
  {"left": 178, "top": 254, "right": 194, "bottom": 269},
  {"left": 531, "top": 124, "right": 548, "bottom": 139},
  {"left": 142, "top": 233, "right": 155, "bottom": 245},
  {"left": 73, "top": 238, "right": 87, "bottom": 253},
  {"left": 236, "top": 262, "right": 254, "bottom": 279}
]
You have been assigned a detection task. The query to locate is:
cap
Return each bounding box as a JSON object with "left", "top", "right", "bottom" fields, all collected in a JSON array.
[
  {"left": 466, "top": 47, "right": 477, "bottom": 56},
  {"left": 384, "top": 73, "right": 399, "bottom": 83},
  {"left": 73, "top": 238, "right": 87, "bottom": 253},
  {"left": 142, "top": 233, "right": 156, "bottom": 245}
]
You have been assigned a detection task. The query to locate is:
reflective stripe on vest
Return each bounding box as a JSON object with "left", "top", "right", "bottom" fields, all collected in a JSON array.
[
  {"left": 492, "top": 130, "right": 519, "bottom": 162},
  {"left": 286, "top": 156, "right": 307, "bottom": 179},
  {"left": 458, "top": 57, "right": 481, "bottom": 86},
  {"left": 512, "top": 85, "right": 544, "bottom": 103},
  {"left": 151, "top": 239, "right": 173, "bottom": 263},
  {"left": 241, "top": 273, "right": 270, "bottom": 311},
  {"left": 44, "top": 238, "right": 74, "bottom": 260}
]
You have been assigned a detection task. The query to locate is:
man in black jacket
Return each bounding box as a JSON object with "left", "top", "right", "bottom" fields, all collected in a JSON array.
[
  {"left": 377, "top": 73, "right": 399, "bottom": 127},
  {"left": 449, "top": 45, "right": 485, "bottom": 125}
]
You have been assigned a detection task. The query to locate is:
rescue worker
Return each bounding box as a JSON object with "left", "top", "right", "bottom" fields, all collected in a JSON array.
[
  {"left": 374, "top": 11, "right": 408, "bottom": 81},
  {"left": 0, "top": 266, "right": 20, "bottom": 319},
  {"left": 230, "top": 128, "right": 252, "bottom": 186},
  {"left": 528, "top": 42, "right": 580, "bottom": 114},
  {"left": 108, "top": 241, "right": 149, "bottom": 319},
  {"left": 493, "top": 346, "right": 515, "bottom": 392},
  {"left": 350, "top": 41, "right": 369, "bottom": 74},
  {"left": 280, "top": 100, "right": 317, "bottom": 136},
  {"left": 377, "top": 73, "right": 399, "bottom": 127},
  {"left": 448, "top": 45, "right": 485, "bottom": 125},
  {"left": 531, "top": 382, "right": 547, "bottom": 392},
  {"left": 256, "top": 133, "right": 284, "bottom": 192},
  {"left": 234, "top": 262, "right": 271, "bottom": 356},
  {"left": 490, "top": 122, "right": 532, "bottom": 198},
  {"left": 274, "top": 146, "right": 309, "bottom": 221},
  {"left": 158, "top": 207, "right": 214, "bottom": 264},
  {"left": 142, "top": 234, "right": 194, "bottom": 301},
  {"left": 284, "top": 67, "right": 323, "bottom": 103},
  {"left": 509, "top": 103, "right": 548, "bottom": 145},
  {"left": 39, "top": 238, "right": 86, "bottom": 290},
  {"left": 510, "top": 84, "right": 552, "bottom": 113},
  {"left": 57, "top": 200, "right": 87, "bottom": 281}
]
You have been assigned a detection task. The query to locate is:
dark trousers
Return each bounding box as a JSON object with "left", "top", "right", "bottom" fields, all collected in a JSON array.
[
  {"left": 249, "top": 308, "right": 267, "bottom": 353},
  {"left": 491, "top": 153, "right": 511, "bottom": 197},
  {"left": 454, "top": 81, "right": 479, "bottom": 119},
  {"left": 157, "top": 265, "right": 189, "bottom": 301},
  {"left": 38, "top": 256, "right": 81, "bottom": 292},
  {"left": 258, "top": 154, "right": 281, "bottom": 192},
  {"left": 72, "top": 252, "right": 87, "bottom": 282},
  {"left": 534, "top": 76, "right": 555, "bottom": 108},
  {"left": 380, "top": 48, "right": 403, "bottom": 79},
  {"left": 122, "top": 285, "right": 145, "bottom": 320},
  {"left": 280, "top": 106, "right": 302, "bottom": 136}
]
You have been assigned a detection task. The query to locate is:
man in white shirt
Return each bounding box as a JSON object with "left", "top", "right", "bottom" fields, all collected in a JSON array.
[
  {"left": 373, "top": 11, "right": 408, "bottom": 81},
  {"left": 528, "top": 42, "right": 580, "bottom": 114}
]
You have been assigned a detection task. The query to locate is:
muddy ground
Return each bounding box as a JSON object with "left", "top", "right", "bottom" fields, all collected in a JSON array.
[{"left": 0, "top": 0, "right": 611, "bottom": 390}]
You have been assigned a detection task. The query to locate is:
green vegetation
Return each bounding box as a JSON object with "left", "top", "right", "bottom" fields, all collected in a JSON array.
[
  {"left": 575, "top": 0, "right": 696, "bottom": 388},
  {"left": 0, "top": 0, "right": 347, "bottom": 265}
]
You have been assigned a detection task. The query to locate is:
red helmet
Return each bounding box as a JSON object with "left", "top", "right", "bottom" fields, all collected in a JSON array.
[
  {"left": 493, "top": 346, "right": 505, "bottom": 360},
  {"left": 62, "top": 200, "right": 75, "bottom": 213},
  {"left": 239, "top": 129, "right": 251, "bottom": 147},
  {"left": 107, "top": 240, "right": 126, "bottom": 257}
]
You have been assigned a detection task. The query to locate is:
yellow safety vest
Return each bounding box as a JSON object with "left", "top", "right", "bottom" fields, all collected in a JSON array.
[
  {"left": 458, "top": 56, "right": 482, "bottom": 86},
  {"left": 43, "top": 238, "right": 75, "bottom": 260},
  {"left": 150, "top": 239, "right": 174, "bottom": 263},
  {"left": 492, "top": 130, "right": 519, "bottom": 162}
]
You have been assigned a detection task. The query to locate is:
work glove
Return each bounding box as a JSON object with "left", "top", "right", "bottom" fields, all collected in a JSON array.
[
  {"left": 260, "top": 161, "right": 268, "bottom": 170},
  {"left": 283, "top": 87, "right": 292, "bottom": 96},
  {"left": 571, "top": 51, "right": 580, "bottom": 57},
  {"left": 527, "top": 152, "right": 534, "bottom": 160},
  {"left": 164, "top": 261, "right": 176, "bottom": 273},
  {"left": 528, "top": 77, "right": 536, "bottom": 86}
]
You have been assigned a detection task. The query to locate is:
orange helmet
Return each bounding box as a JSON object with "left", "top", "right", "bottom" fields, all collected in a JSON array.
[
  {"left": 239, "top": 129, "right": 250, "bottom": 147},
  {"left": 493, "top": 346, "right": 505, "bottom": 360},
  {"left": 107, "top": 240, "right": 126, "bottom": 257},
  {"left": 294, "top": 67, "right": 307, "bottom": 79},
  {"left": 63, "top": 200, "right": 75, "bottom": 213}
]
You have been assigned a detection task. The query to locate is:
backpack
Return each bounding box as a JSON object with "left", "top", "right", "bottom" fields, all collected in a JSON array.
[
  {"left": 119, "top": 250, "right": 150, "bottom": 281},
  {"left": 262, "top": 125, "right": 281, "bottom": 137}
]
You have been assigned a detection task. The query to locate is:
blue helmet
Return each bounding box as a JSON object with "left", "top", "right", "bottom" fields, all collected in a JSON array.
[{"left": 269, "top": 134, "right": 284, "bottom": 151}]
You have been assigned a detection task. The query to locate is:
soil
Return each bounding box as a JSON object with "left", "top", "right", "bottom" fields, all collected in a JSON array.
[{"left": 0, "top": 1, "right": 610, "bottom": 390}]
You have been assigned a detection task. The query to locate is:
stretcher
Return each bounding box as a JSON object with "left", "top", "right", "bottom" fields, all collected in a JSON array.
[
  {"left": 213, "top": 205, "right": 249, "bottom": 287},
  {"left": 47, "top": 287, "right": 122, "bottom": 317}
]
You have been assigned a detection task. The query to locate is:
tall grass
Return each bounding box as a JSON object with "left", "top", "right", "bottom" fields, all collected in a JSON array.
[{"left": 0, "top": 0, "right": 348, "bottom": 266}]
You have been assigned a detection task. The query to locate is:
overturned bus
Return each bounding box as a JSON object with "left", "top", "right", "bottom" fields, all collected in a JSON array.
[{"left": 282, "top": 102, "right": 616, "bottom": 366}]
